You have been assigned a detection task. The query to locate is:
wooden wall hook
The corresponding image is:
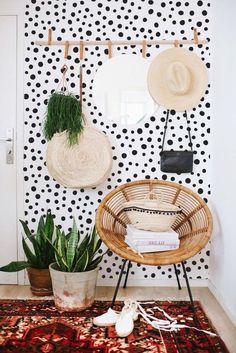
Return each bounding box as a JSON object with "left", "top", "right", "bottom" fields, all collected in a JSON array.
[
  {"left": 64, "top": 40, "right": 70, "bottom": 59},
  {"left": 108, "top": 40, "right": 112, "bottom": 59},
  {"left": 193, "top": 28, "right": 199, "bottom": 45},
  {"left": 47, "top": 28, "right": 52, "bottom": 45},
  {"left": 79, "top": 40, "right": 84, "bottom": 60},
  {"left": 142, "top": 40, "right": 147, "bottom": 58},
  {"left": 174, "top": 39, "right": 179, "bottom": 47}
]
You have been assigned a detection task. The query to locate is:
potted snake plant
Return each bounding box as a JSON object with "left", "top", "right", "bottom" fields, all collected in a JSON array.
[
  {"left": 0, "top": 210, "right": 56, "bottom": 296},
  {"left": 49, "top": 219, "right": 105, "bottom": 312}
]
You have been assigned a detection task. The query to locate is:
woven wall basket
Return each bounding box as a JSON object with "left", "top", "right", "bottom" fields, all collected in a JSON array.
[{"left": 46, "top": 126, "right": 112, "bottom": 188}]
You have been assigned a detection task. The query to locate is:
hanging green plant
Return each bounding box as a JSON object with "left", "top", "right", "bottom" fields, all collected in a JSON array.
[{"left": 43, "top": 91, "right": 84, "bottom": 146}]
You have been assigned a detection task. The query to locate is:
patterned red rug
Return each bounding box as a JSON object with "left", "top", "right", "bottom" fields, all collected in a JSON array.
[{"left": 0, "top": 299, "right": 229, "bottom": 353}]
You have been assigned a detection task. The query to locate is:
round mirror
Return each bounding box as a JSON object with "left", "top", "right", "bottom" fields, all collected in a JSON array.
[{"left": 93, "top": 54, "right": 156, "bottom": 125}]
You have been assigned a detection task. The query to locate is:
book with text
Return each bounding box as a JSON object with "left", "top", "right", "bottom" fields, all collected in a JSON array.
[
  {"left": 125, "top": 235, "right": 180, "bottom": 247},
  {"left": 125, "top": 238, "right": 179, "bottom": 253},
  {"left": 126, "top": 224, "right": 179, "bottom": 241}
]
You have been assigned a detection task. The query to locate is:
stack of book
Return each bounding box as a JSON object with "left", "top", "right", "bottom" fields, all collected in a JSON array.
[{"left": 125, "top": 224, "right": 180, "bottom": 253}]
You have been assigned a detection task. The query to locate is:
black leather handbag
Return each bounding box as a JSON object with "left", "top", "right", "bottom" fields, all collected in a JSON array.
[{"left": 160, "top": 110, "right": 194, "bottom": 173}]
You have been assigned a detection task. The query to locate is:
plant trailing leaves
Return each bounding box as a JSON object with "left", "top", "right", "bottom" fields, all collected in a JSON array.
[{"left": 43, "top": 91, "right": 84, "bottom": 146}]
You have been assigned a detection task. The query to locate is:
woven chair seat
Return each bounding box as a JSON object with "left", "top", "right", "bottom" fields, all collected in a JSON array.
[{"left": 96, "top": 179, "right": 213, "bottom": 266}]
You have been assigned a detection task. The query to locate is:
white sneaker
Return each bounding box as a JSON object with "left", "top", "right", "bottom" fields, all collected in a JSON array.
[
  {"left": 93, "top": 308, "right": 120, "bottom": 327},
  {"left": 115, "top": 300, "right": 139, "bottom": 337}
]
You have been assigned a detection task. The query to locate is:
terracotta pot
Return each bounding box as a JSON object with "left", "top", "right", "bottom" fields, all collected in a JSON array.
[
  {"left": 49, "top": 262, "right": 98, "bottom": 312},
  {"left": 27, "top": 267, "right": 53, "bottom": 296}
]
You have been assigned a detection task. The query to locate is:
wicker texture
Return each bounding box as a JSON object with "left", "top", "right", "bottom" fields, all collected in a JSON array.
[
  {"left": 96, "top": 180, "right": 213, "bottom": 266},
  {"left": 46, "top": 127, "right": 112, "bottom": 188}
]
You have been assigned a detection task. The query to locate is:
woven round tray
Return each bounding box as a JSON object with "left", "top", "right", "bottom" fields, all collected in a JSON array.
[{"left": 46, "top": 126, "right": 112, "bottom": 188}]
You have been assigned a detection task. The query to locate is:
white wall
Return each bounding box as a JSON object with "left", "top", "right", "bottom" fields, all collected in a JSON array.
[{"left": 210, "top": 1, "right": 236, "bottom": 324}]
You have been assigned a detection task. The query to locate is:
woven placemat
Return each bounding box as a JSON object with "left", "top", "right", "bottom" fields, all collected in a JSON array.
[{"left": 46, "top": 126, "right": 112, "bottom": 188}]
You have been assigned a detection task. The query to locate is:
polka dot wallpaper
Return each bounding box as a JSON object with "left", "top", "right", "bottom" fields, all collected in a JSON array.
[{"left": 24, "top": 0, "right": 211, "bottom": 284}]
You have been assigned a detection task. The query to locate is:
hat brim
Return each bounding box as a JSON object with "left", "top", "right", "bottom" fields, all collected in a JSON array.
[{"left": 147, "top": 47, "right": 208, "bottom": 111}]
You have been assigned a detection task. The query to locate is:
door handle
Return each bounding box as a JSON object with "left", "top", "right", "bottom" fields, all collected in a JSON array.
[{"left": 0, "top": 128, "right": 14, "bottom": 164}]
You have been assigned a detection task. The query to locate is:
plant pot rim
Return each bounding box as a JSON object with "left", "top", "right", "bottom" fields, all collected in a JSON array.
[
  {"left": 27, "top": 267, "right": 50, "bottom": 271},
  {"left": 49, "top": 262, "right": 99, "bottom": 274}
]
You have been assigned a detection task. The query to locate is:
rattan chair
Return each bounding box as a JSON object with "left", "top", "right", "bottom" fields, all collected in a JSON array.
[{"left": 96, "top": 179, "right": 213, "bottom": 309}]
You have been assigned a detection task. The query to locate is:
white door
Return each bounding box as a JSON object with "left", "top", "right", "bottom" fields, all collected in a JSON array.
[{"left": 0, "top": 15, "right": 18, "bottom": 283}]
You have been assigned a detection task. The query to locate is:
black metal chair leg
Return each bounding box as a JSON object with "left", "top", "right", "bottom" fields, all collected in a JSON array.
[
  {"left": 111, "top": 259, "right": 128, "bottom": 308},
  {"left": 181, "top": 261, "right": 195, "bottom": 312},
  {"left": 123, "top": 260, "right": 132, "bottom": 288},
  {"left": 173, "top": 264, "right": 182, "bottom": 290}
]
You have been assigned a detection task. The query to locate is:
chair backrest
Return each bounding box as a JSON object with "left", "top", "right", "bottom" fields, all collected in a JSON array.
[{"left": 96, "top": 179, "right": 213, "bottom": 265}]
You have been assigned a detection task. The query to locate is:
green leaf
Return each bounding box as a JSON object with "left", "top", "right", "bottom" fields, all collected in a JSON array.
[
  {"left": 35, "top": 216, "right": 44, "bottom": 247},
  {"left": 44, "top": 211, "right": 54, "bottom": 241},
  {"left": 45, "top": 240, "right": 55, "bottom": 263},
  {"left": 66, "top": 219, "right": 79, "bottom": 271},
  {"left": 52, "top": 228, "right": 68, "bottom": 270},
  {"left": 90, "top": 226, "right": 97, "bottom": 251},
  {"left": 20, "top": 220, "right": 42, "bottom": 253},
  {"left": 78, "top": 233, "right": 90, "bottom": 253},
  {"left": 42, "top": 229, "right": 55, "bottom": 266},
  {"left": 41, "top": 211, "right": 55, "bottom": 266},
  {"left": 29, "top": 235, "right": 44, "bottom": 262},
  {"left": 73, "top": 249, "right": 89, "bottom": 272},
  {"left": 19, "top": 220, "right": 32, "bottom": 239},
  {"left": 17, "top": 211, "right": 57, "bottom": 270},
  {"left": 49, "top": 219, "right": 105, "bottom": 272},
  {"left": 57, "top": 229, "right": 67, "bottom": 262},
  {"left": 94, "top": 238, "right": 102, "bottom": 254},
  {"left": 86, "top": 255, "right": 103, "bottom": 271},
  {"left": 37, "top": 215, "right": 45, "bottom": 235},
  {"left": 86, "top": 227, "right": 97, "bottom": 265},
  {"left": 55, "top": 252, "right": 67, "bottom": 272},
  {"left": 0, "top": 261, "right": 30, "bottom": 272},
  {"left": 22, "top": 237, "right": 39, "bottom": 267}
]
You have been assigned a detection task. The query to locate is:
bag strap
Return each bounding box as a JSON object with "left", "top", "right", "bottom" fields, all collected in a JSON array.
[
  {"left": 161, "top": 110, "right": 193, "bottom": 152},
  {"left": 56, "top": 64, "right": 69, "bottom": 92}
]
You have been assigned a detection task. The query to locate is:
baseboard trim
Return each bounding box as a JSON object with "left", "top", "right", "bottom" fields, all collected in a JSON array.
[
  {"left": 208, "top": 280, "right": 236, "bottom": 326},
  {"left": 97, "top": 278, "right": 209, "bottom": 287}
]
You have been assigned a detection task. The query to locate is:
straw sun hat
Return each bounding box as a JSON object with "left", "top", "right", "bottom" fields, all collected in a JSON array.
[
  {"left": 147, "top": 47, "right": 208, "bottom": 111},
  {"left": 46, "top": 126, "right": 112, "bottom": 188}
]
